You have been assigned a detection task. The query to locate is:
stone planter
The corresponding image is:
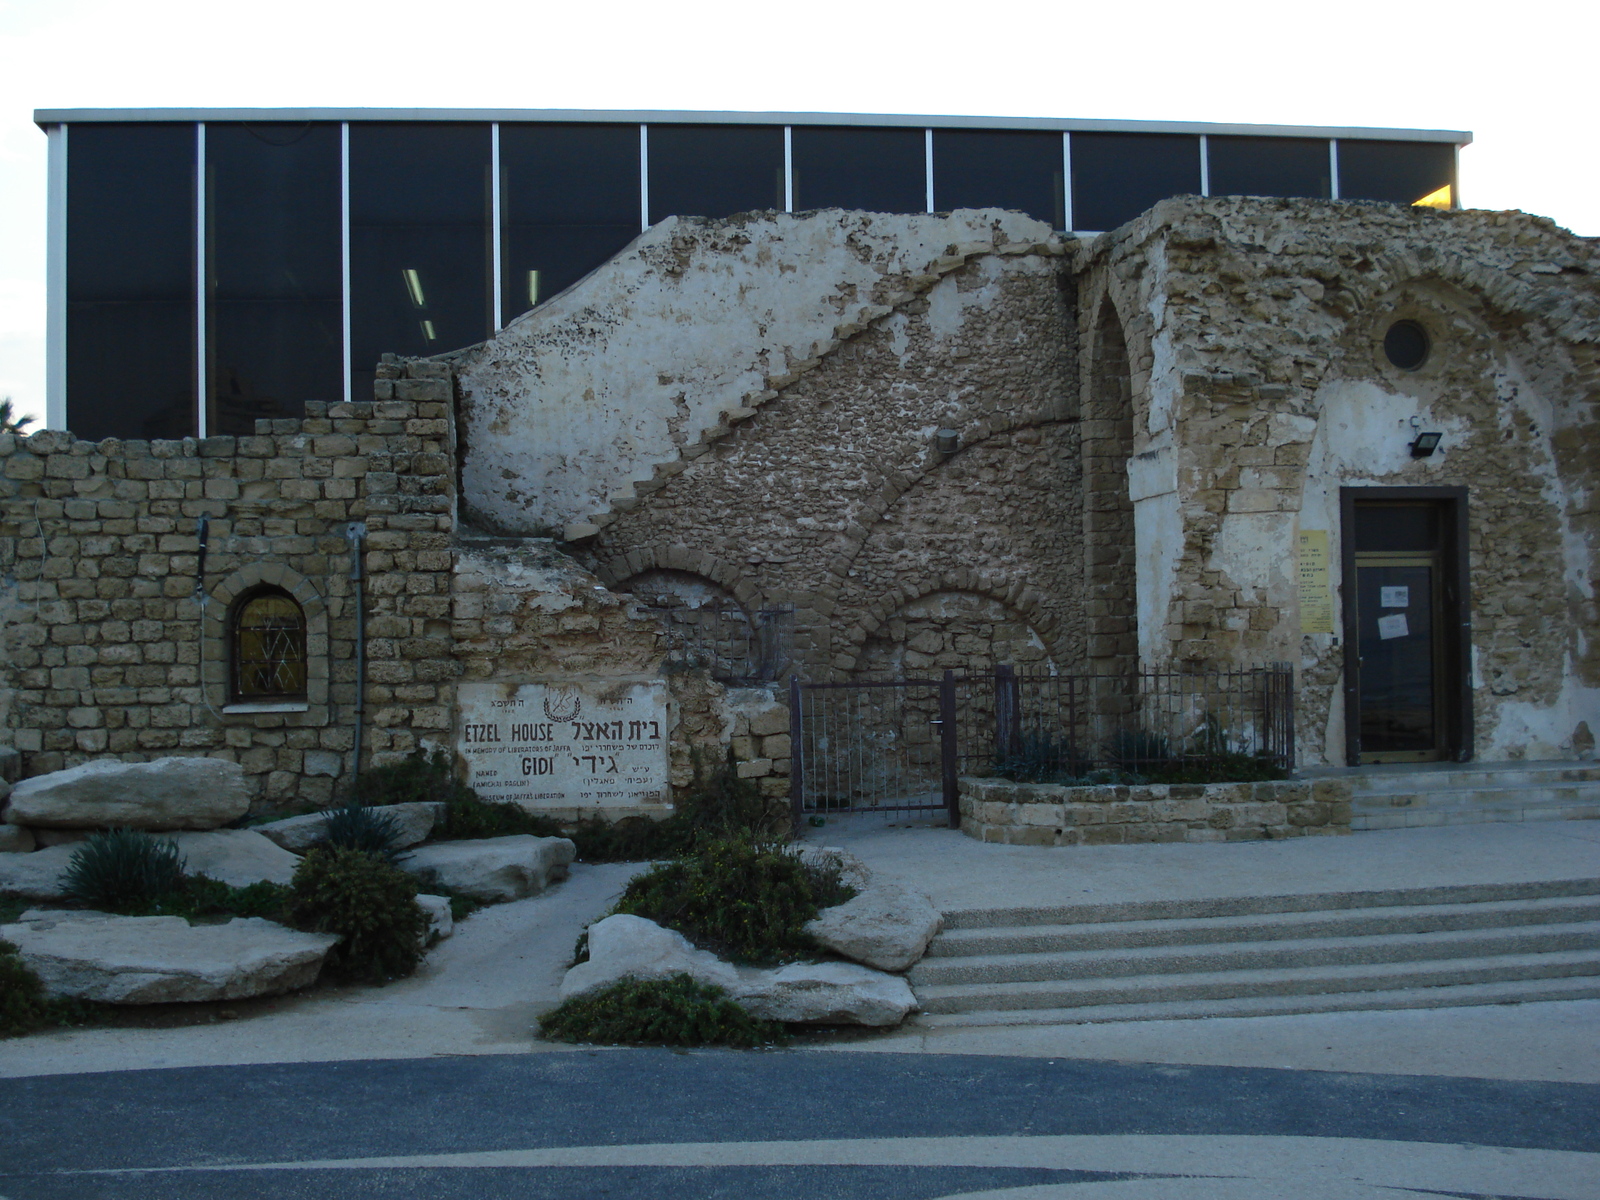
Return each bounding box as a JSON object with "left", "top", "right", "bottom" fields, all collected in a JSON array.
[{"left": 958, "top": 776, "right": 1353, "bottom": 846}]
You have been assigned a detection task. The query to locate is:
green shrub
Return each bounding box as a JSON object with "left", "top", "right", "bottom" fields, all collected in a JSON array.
[
  {"left": 349, "top": 748, "right": 475, "bottom": 808},
  {"left": 992, "top": 732, "right": 1092, "bottom": 784},
  {"left": 1102, "top": 728, "right": 1174, "bottom": 771},
  {"left": 538, "top": 974, "right": 783, "bottom": 1047},
  {"left": 61, "top": 829, "right": 187, "bottom": 914},
  {"left": 0, "top": 939, "right": 47, "bottom": 1038},
  {"left": 324, "top": 802, "right": 405, "bottom": 863},
  {"left": 612, "top": 836, "right": 853, "bottom": 965},
  {"left": 284, "top": 846, "right": 429, "bottom": 984},
  {"left": 435, "top": 788, "right": 563, "bottom": 841},
  {"left": 169, "top": 876, "right": 291, "bottom": 921}
]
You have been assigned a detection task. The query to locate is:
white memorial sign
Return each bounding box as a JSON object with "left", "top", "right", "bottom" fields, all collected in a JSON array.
[{"left": 456, "top": 681, "right": 671, "bottom": 810}]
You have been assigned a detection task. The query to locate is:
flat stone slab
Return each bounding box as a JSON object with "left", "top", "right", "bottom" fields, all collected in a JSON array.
[
  {"left": 804, "top": 880, "right": 943, "bottom": 972},
  {"left": 171, "top": 830, "right": 302, "bottom": 887},
  {"left": 560, "top": 913, "right": 917, "bottom": 1027},
  {"left": 1, "top": 911, "right": 338, "bottom": 1004},
  {"left": 254, "top": 803, "right": 443, "bottom": 854},
  {"left": 0, "top": 844, "right": 78, "bottom": 900},
  {"left": 401, "top": 836, "right": 575, "bottom": 903},
  {"left": 0, "top": 824, "right": 35, "bottom": 854},
  {"left": 5, "top": 757, "right": 249, "bottom": 831}
]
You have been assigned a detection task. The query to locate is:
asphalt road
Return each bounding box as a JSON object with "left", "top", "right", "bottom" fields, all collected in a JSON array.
[{"left": 2, "top": 1049, "right": 1597, "bottom": 1199}]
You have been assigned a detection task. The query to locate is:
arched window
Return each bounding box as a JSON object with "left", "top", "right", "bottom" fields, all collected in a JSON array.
[{"left": 231, "top": 587, "right": 308, "bottom": 700}]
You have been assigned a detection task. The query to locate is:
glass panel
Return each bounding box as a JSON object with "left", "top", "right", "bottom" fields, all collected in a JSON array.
[
  {"left": 932, "top": 130, "right": 1062, "bottom": 227},
  {"left": 500, "top": 123, "right": 639, "bottom": 322},
  {"left": 1357, "top": 562, "right": 1435, "bottom": 754},
  {"left": 647, "top": 125, "right": 784, "bottom": 223},
  {"left": 792, "top": 127, "right": 925, "bottom": 214},
  {"left": 349, "top": 124, "right": 492, "bottom": 402},
  {"left": 234, "top": 593, "right": 307, "bottom": 697},
  {"left": 1207, "top": 136, "right": 1330, "bottom": 199},
  {"left": 1338, "top": 140, "right": 1456, "bottom": 208},
  {"left": 1071, "top": 132, "right": 1202, "bottom": 232},
  {"left": 66, "top": 123, "right": 195, "bottom": 440},
  {"left": 1353, "top": 504, "right": 1440, "bottom": 553},
  {"left": 206, "top": 122, "right": 343, "bottom": 435}
]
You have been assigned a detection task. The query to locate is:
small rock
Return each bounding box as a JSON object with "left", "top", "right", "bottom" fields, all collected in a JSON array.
[
  {"left": 804, "top": 880, "right": 943, "bottom": 972},
  {"left": 0, "top": 844, "right": 78, "bottom": 900},
  {"left": 401, "top": 835, "right": 575, "bottom": 903},
  {"left": 31, "top": 829, "right": 89, "bottom": 848},
  {"left": 1, "top": 911, "right": 338, "bottom": 1004},
  {"left": 255, "top": 803, "right": 443, "bottom": 854},
  {"left": 735, "top": 960, "right": 918, "bottom": 1027},
  {"left": 416, "top": 893, "right": 453, "bottom": 943},
  {"left": 794, "top": 844, "right": 872, "bottom": 892},
  {"left": 559, "top": 914, "right": 738, "bottom": 1001},
  {"left": 0, "top": 824, "right": 35, "bottom": 854},
  {"left": 5, "top": 757, "right": 250, "bottom": 831},
  {"left": 171, "top": 830, "right": 302, "bottom": 887}
]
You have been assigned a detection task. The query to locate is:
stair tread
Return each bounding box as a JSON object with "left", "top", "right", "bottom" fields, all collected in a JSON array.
[
  {"left": 912, "top": 946, "right": 1600, "bottom": 1001},
  {"left": 911, "top": 975, "right": 1600, "bottom": 1027}
]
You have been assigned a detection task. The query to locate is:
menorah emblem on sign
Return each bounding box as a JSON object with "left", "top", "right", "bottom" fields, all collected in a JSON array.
[{"left": 543, "top": 691, "right": 582, "bottom": 722}]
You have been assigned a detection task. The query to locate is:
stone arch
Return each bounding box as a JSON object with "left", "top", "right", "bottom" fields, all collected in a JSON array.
[
  {"left": 202, "top": 562, "right": 329, "bottom": 714},
  {"left": 838, "top": 578, "right": 1068, "bottom": 677},
  {"left": 593, "top": 544, "right": 763, "bottom": 612}
]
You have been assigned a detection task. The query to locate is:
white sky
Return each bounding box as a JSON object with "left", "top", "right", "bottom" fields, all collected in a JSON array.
[{"left": 2, "top": 0, "right": 1595, "bottom": 428}]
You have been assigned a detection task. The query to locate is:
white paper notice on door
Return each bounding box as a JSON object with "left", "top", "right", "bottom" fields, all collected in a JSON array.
[
  {"left": 1380, "top": 586, "right": 1410, "bottom": 608},
  {"left": 1377, "top": 613, "right": 1409, "bottom": 640}
]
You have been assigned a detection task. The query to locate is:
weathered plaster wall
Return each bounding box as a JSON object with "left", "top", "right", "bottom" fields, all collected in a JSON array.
[
  {"left": 1084, "top": 197, "right": 1600, "bottom": 764},
  {"left": 455, "top": 208, "right": 1059, "bottom": 538}
]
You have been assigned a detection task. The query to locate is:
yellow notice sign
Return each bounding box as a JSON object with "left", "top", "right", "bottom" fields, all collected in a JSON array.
[{"left": 1298, "top": 529, "right": 1334, "bottom": 633}]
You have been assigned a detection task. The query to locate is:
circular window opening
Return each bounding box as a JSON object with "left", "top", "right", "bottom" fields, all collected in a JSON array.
[{"left": 1384, "top": 320, "right": 1430, "bottom": 370}]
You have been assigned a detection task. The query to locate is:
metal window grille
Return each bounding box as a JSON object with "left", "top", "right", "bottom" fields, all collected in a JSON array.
[{"left": 232, "top": 591, "right": 308, "bottom": 698}]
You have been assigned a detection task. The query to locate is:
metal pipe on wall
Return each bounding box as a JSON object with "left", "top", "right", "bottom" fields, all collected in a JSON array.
[{"left": 346, "top": 521, "right": 367, "bottom": 785}]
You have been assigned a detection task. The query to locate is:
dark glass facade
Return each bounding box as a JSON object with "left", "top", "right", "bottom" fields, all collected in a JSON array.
[
  {"left": 792, "top": 127, "right": 925, "bottom": 214},
  {"left": 1072, "top": 133, "right": 1202, "bottom": 232},
  {"left": 1208, "top": 135, "right": 1330, "bottom": 199},
  {"left": 932, "top": 129, "right": 1062, "bottom": 227},
  {"left": 67, "top": 124, "right": 195, "bottom": 440},
  {"left": 349, "top": 123, "right": 493, "bottom": 402},
  {"left": 647, "top": 125, "right": 784, "bottom": 223},
  {"left": 1339, "top": 139, "right": 1456, "bottom": 207},
  {"left": 206, "top": 123, "right": 343, "bottom": 435},
  {"left": 501, "top": 123, "right": 639, "bottom": 321}
]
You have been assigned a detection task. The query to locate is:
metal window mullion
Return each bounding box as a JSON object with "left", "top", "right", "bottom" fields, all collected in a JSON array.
[
  {"left": 341, "top": 122, "right": 352, "bottom": 405},
  {"left": 924, "top": 128, "right": 934, "bottom": 213},
  {"left": 45, "top": 124, "right": 67, "bottom": 431},
  {"left": 639, "top": 124, "right": 650, "bottom": 232},
  {"left": 1061, "top": 132, "right": 1073, "bottom": 233},
  {"left": 195, "top": 122, "right": 207, "bottom": 438},
  {"left": 1329, "top": 139, "right": 1340, "bottom": 200},
  {"left": 783, "top": 126, "right": 793, "bottom": 213},
  {"left": 1199, "top": 133, "right": 1210, "bottom": 197},
  {"left": 491, "top": 122, "right": 503, "bottom": 331}
]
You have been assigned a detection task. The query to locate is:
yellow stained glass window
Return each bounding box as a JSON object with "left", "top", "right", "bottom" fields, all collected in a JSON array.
[{"left": 233, "top": 592, "right": 307, "bottom": 698}]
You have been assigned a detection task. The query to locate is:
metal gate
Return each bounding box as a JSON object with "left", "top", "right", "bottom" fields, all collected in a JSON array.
[{"left": 788, "top": 672, "right": 960, "bottom": 825}]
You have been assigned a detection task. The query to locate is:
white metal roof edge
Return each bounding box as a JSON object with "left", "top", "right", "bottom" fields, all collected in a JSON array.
[{"left": 30, "top": 107, "right": 1473, "bottom": 145}]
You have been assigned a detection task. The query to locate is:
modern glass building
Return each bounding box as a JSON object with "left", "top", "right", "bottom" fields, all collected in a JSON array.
[{"left": 35, "top": 108, "right": 1469, "bottom": 441}]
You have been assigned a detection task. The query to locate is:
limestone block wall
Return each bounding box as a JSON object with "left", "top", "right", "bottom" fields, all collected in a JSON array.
[
  {"left": 1082, "top": 197, "right": 1600, "bottom": 764},
  {"left": 0, "top": 361, "right": 457, "bottom": 806}
]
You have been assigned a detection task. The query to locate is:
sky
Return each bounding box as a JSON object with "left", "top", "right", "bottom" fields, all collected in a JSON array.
[{"left": 2, "top": 0, "right": 1595, "bottom": 428}]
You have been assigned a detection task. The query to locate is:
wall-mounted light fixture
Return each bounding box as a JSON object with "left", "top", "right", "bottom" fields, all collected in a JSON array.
[
  {"left": 1410, "top": 431, "right": 1443, "bottom": 458},
  {"left": 935, "top": 427, "right": 960, "bottom": 455}
]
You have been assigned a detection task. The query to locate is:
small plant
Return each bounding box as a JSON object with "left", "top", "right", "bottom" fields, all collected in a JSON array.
[
  {"left": 1102, "top": 727, "right": 1174, "bottom": 771},
  {"left": 284, "top": 846, "right": 430, "bottom": 984},
  {"left": 349, "top": 747, "right": 475, "bottom": 808},
  {"left": 0, "top": 939, "right": 47, "bottom": 1038},
  {"left": 61, "top": 829, "right": 187, "bottom": 914},
  {"left": 172, "top": 876, "right": 291, "bottom": 921},
  {"left": 538, "top": 974, "right": 784, "bottom": 1048},
  {"left": 992, "top": 731, "right": 1091, "bottom": 784},
  {"left": 324, "top": 802, "right": 405, "bottom": 863},
  {"left": 612, "top": 836, "right": 853, "bottom": 965},
  {"left": 435, "top": 788, "right": 563, "bottom": 841}
]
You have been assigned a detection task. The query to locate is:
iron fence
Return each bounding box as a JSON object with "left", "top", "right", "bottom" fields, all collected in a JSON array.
[
  {"left": 791, "top": 663, "right": 1295, "bottom": 826},
  {"left": 638, "top": 600, "right": 795, "bottom": 686}
]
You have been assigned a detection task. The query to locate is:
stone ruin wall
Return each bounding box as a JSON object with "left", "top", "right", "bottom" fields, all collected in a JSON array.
[
  {"left": 0, "top": 362, "right": 769, "bottom": 814},
  {"left": 1085, "top": 197, "right": 1600, "bottom": 764}
]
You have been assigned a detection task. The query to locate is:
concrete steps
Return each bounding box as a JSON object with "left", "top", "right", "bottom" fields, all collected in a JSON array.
[
  {"left": 908, "top": 878, "right": 1600, "bottom": 1026},
  {"left": 1345, "top": 761, "right": 1600, "bottom": 830}
]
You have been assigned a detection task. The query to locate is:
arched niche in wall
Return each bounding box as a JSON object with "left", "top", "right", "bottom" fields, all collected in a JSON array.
[
  {"left": 202, "top": 562, "right": 329, "bottom": 722},
  {"left": 616, "top": 567, "right": 788, "bottom": 685},
  {"left": 852, "top": 589, "right": 1060, "bottom": 680}
]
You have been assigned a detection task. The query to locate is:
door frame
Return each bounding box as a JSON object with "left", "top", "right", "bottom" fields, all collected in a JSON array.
[{"left": 1339, "top": 486, "right": 1472, "bottom": 766}]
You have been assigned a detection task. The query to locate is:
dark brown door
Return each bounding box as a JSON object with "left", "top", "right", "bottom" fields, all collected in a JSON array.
[{"left": 1341, "top": 490, "right": 1472, "bottom": 765}]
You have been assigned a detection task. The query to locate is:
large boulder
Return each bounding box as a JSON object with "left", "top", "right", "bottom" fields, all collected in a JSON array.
[
  {"left": 400, "top": 835, "right": 575, "bottom": 903},
  {"left": 804, "top": 880, "right": 943, "bottom": 972},
  {"left": 559, "top": 913, "right": 738, "bottom": 1001},
  {"left": 736, "top": 960, "right": 918, "bottom": 1027},
  {"left": 5, "top": 758, "right": 250, "bottom": 831},
  {"left": 0, "top": 824, "right": 35, "bottom": 854},
  {"left": 0, "top": 844, "right": 78, "bottom": 900},
  {"left": 560, "top": 914, "right": 918, "bottom": 1026},
  {"left": 171, "top": 830, "right": 302, "bottom": 887},
  {"left": 254, "top": 803, "right": 443, "bottom": 854},
  {"left": 1, "top": 910, "right": 338, "bottom": 1003}
]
